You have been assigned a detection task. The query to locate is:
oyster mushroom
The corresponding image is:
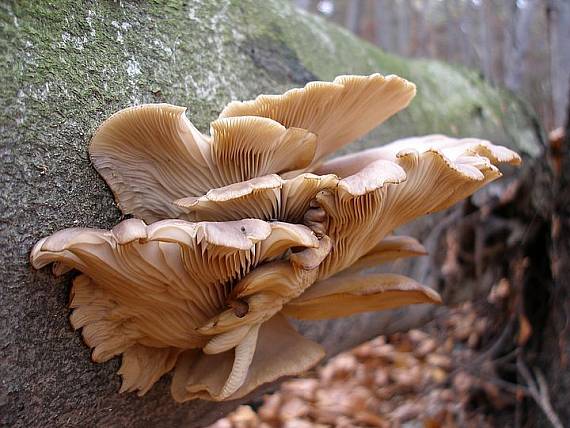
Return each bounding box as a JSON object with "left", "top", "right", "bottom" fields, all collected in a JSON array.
[
  {"left": 89, "top": 74, "right": 415, "bottom": 223},
  {"left": 31, "top": 218, "right": 328, "bottom": 400},
  {"left": 31, "top": 74, "right": 520, "bottom": 402}
]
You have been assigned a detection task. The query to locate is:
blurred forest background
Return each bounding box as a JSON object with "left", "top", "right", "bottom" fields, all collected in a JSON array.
[{"left": 295, "top": 0, "right": 570, "bottom": 132}]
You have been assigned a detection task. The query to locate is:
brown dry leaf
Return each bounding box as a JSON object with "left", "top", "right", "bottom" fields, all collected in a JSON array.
[
  {"left": 319, "top": 354, "right": 358, "bottom": 383},
  {"left": 415, "top": 337, "right": 438, "bottom": 358},
  {"left": 279, "top": 397, "right": 311, "bottom": 420},
  {"left": 488, "top": 278, "right": 511, "bottom": 303},
  {"left": 283, "top": 419, "right": 321, "bottom": 428},
  {"left": 408, "top": 328, "right": 430, "bottom": 343},
  {"left": 228, "top": 405, "right": 260, "bottom": 428},
  {"left": 257, "top": 393, "right": 281, "bottom": 422},
  {"left": 453, "top": 371, "right": 477, "bottom": 397},
  {"left": 281, "top": 379, "right": 319, "bottom": 401},
  {"left": 430, "top": 367, "right": 448, "bottom": 384},
  {"left": 517, "top": 312, "right": 532, "bottom": 346},
  {"left": 354, "top": 410, "right": 390, "bottom": 427},
  {"left": 426, "top": 354, "right": 452, "bottom": 370},
  {"left": 390, "top": 402, "right": 423, "bottom": 422}
]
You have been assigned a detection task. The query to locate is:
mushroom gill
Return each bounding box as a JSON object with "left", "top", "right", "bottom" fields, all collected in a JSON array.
[{"left": 31, "top": 73, "right": 520, "bottom": 402}]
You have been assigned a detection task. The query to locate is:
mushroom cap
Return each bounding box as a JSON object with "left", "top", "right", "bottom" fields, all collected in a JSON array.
[
  {"left": 89, "top": 74, "right": 415, "bottom": 224},
  {"left": 220, "top": 74, "right": 416, "bottom": 164},
  {"left": 171, "top": 314, "right": 325, "bottom": 402},
  {"left": 283, "top": 272, "right": 442, "bottom": 320},
  {"left": 90, "top": 105, "right": 317, "bottom": 223},
  {"left": 314, "top": 135, "right": 521, "bottom": 279}
]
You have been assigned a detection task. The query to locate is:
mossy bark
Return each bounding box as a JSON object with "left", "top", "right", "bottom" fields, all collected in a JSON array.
[{"left": 0, "top": 0, "right": 543, "bottom": 426}]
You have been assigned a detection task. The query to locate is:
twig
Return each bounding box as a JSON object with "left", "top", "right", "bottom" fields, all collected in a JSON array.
[{"left": 517, "top": 356, "right": 564, "bottom": 428}]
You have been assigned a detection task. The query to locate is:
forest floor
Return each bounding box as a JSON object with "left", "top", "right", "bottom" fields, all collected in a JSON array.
[{"left": 208, "top": 283, "right": 529, "bottom": 428}]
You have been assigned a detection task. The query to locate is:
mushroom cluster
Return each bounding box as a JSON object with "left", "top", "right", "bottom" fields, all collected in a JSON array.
[{"left": 31, "top": 74, "right": 520, "bottom": 402}]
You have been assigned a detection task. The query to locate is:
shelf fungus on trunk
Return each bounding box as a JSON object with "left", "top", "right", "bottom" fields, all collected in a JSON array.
[{"left": 30, "top": 74, "right": 521, "bottom": 402}]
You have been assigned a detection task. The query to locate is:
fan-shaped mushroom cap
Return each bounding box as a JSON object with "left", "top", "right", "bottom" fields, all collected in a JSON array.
[
  {"left": 171, "top": 314, "right": 325, "bottom": 402},
  {"left": 220, "top": 74, "right": 416, "bottom": 164},
  {"left": 282, "top": 272, "right": 441, "bottom": 320},
  {"left": 314, "top": 135, "right": 521, "bottom": 279},
  {"left": 175, "top": 173, "right": 339, "bottom": 223},
  {"left": 315, "top": 134, "right": 522, "bottom": 177},
  {"left": 90, "top": 105, "right": 317, "bottom": 223},
  {"left": 118, "top": 344, "right": 182, "bottom": 396},
  {"left": 344, "top": 235, "right": 427, "bottom": 274}
]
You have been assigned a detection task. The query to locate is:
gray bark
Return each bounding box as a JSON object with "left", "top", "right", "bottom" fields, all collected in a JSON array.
[
  {"left": 344, "top": 0, "right": 362, "bottom": 34},
  {"left": 548, "top": 0, "right": 570, "bottom": 128},
  {"left": 0, "top": 0, "right": 544, "bottom": 426},
  {"left": 295, "top": 0, "right": 311, "bottom": 10},
  {"left": 479, "top": 0, "right": 495, "bottom": 84},
  {"left": 396, "top": 0, "right": 410, "bottom": 56},
  {"left": 374, "top": 0, "right": 394, "bottom": 52},
  {"left": 506, "top": 0, "right": 537, "bottom": 91}
]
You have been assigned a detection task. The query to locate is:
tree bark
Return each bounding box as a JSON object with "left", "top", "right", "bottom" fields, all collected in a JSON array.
[
  {"left": 506, "top": 0, "right": 537, "bottom": 92},
  {"left": 479, "top": 0, "right": 495, "bottom": 84},
  {"left": 374, "top": 0, "right": 395, "bottom": 52},
  {"left": 344, "top": 0, "right": 362, "bottom": 34},
  {"left": 547, "top": 0, "right": 570, "bottom": 128}
]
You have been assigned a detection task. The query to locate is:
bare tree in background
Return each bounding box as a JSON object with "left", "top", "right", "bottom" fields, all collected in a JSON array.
[
  {"left": 397, "top": 0, "right": 411, "bottom": 57},
  {"left": 505, "top": 0, "right": 537, "bottom": 91},
  {"left": 374, "top": 0, "right": 395, "bottom": 52},
  {"left": 547, "top": 0, "right": 570, "bottom": 128},
  {"left": 345, "top": 0, "right": 362, "bottom": 33},
  {"left": 478, "top": 0, "right": 495, "bottom": 83}
]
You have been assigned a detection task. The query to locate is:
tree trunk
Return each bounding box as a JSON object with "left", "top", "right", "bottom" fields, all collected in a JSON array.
[
  {"left": 506, "top": 0, "right": 537, "bottom": 91},
  {"left": 396, "top": 0, "right": 410, "bottom": 56},
  {"left": 344, "top": 0, "right": 362, "bottom": 34},
  {"left": 523, "top": 76, "right": 570, "bottom": 427},
  {"left": 479, "top": 0, "right": 495, "bottom": 83},
  {"left": 374, "top": 0, "right": 395, "bottom": 52},
  {"left": 0, "top": 0, "right": 544, "bottom": 426},
  {"left": 547, "top": 0, "right": 570, "bottom": 128}
]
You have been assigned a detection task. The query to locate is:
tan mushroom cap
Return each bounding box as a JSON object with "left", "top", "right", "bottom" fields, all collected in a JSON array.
[
  {"left": 314, "top": 135, "right": 521, "bottom": 279},
  {"left": 30, "top": 217, "right": 324, "bottom": 397},
  {"left": 220, "top": 74, "right": 416, "bottom": 164},
  {"left": 90, "top": 105, "right": 317, "bottom": 223},
  {"left": 282, "top": 272, "right": 441, "bottom": 320},
  {"left": 171, "top": 314, "right": 325, "bottom": 402},
  {"left": 344, "top": 235, "right": 427, "bottom": 274},
  {"left": 315, "top": 134, "right": 522, "bottom": 177},
  {"left": 175, "top": 173, "right": 339, "bottom": 223}
]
